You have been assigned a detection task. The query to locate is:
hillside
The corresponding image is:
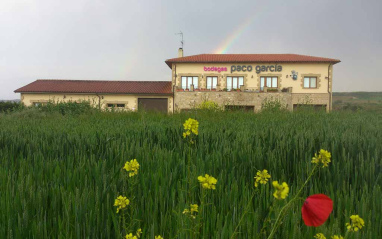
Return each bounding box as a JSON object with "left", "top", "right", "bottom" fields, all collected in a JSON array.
[{"left": 333, "top": 92, "right": 382, "bottom": 112}]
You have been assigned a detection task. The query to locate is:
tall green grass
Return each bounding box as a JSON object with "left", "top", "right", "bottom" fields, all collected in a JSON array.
[{"left": 0, "top": 109, "right": 381, "bottom": 238}]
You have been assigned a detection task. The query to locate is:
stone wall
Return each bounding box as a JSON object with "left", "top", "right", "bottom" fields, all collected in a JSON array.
[
  {"left": 291, "top": 93, "right": 330, "bottom": 111},
  {"left": 174, "top": 91, "right": 330, "bottom": 112},
  {"left": 174, "top": 91, "right": 293, "bottom": 112}
]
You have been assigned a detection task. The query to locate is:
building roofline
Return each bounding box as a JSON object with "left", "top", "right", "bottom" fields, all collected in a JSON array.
[
  {"left": 14, "top": 80, "right": 173, "bottom": 94},
  {"left": 165, "top": 53, "right": 341, "bottom": 68}
]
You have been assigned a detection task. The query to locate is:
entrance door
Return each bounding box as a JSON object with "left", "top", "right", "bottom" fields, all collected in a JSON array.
[{"left": 138, "top": 98, "right": 168, "bottom": 113}]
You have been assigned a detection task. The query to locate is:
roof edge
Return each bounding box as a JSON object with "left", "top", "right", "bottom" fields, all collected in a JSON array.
[
  {"left": 14, "top": 90, "right": 173, "bottom": 95},
  {"left": 165, "top": 53, "right": 341, "bottom": 68}
]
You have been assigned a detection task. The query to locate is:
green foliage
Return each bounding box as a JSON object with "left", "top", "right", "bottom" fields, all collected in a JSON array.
[
  {"left": 0, "top": 101, "right": 22, "bottom": 113},
  {"left": 0, "top": 110, "right": 381, "bottom": 238},
  {"left": 36, "top": 100, "right": 96, "bottom": 115},
  {"left": 333, "top": 92, "right": 382, "bottom": 112},
  {"left": 261, "top": 97, "right": 287, "bottom": 112},
  {"left": 198, "top": 100, "right": 221, "bottom": 111}
]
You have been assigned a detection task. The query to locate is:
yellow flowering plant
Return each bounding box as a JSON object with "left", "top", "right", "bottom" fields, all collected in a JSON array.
[
  {"left": 331, "top": 235, "right": 344, "bottom": 239},
  {"left": 312, "top": 149, "right": 331, "bottom": 167},
  {"left": 125, "top": 228, "right": 142, "bottom": 239},
  {"left": 183, "top": 203, "right": 199, "bottom": 219},
  {"left": 272, "top": 181, "right": 290, "bottom": 200},
  {"left": 180, "top": 118, "right": 201, "bottom": 238},
  {"left": 114, "top": 195, "right": 130, "bottom": 213},
  {"left": 345, "top": 214, "right": 365, "bottom": 232},
  {"left": 115, "top": 159, "right": 142, "bottom": 238},
  {"left": 123, "top": 159, "right": 140, "bottom": 177},
  {"left": 254, "top": 169, "right": 271, "bottom": 187},
  {"left": 197, "top": 174, "right": 217, "bottom": 190},
  {"left": 183, "top": 118, "right": 199, "bottom": 144},
  {"left": 314, "top": 233, "right": 326, "bottom": 239},
  {"left": 136, "top": 229, "right": 142, "bottom": 238},
  {"left": 155, "top": 236, "right": 163, "bottom": 239},
  {"left": 183, "top": 118, "right": 199, "bottom": 136},
  {"left": 125, "top": 233, "right": 137, "bottom": 239}
]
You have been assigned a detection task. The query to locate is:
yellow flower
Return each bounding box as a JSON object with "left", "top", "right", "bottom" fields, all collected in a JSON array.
[
  {"left": 125, "top": 233, "right": 137, "bottom": 239},
  {"left": 314, "top": 233, "right": 326, "bottom": 239},
  {"left": 345, "top": 215, "right": 365, "bottom": 231},
  {"left": 155, "top": 236, "right": 163, "bottom": 239},
  {"left": 254, "top": 169, "right": 271, "bottom": 187},
  {"left": 183, "top": 118, "right": 199, "bottom": 135},
  {"left": 123, "top": 159, "right": 140, "bottom": 177},
  {"left": 312, "top": 149, "right": 331, "bottom": 167},
  {"left": 190, "top": 204, "right": 198, "bottom": 213},
  {"left": 272, "top": 181, "right": 289, "bottom": 200},
  {"left": 331, "top": 235, "right": 344, "bottom": 239},
  {"left": 114, "top": 195, "right": 130, "bottom": 213},
  {"left": 136, "top": 228, "right": 142, "bottom": 238},
  {"left": 198, "top": 174, "right": 217, "bottom": 190},
  {"left": 183, "top": 118, "right": 199, "bottom": 138},
  {"left": 183, "top": 204, "right": 199, "bottom": 219}
]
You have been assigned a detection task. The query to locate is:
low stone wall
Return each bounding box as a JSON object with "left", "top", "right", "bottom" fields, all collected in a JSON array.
[
  {"left": 174, "top": 91, "right": 330, "bottom": 112},
  {"left": 174, "top": 91, "right": 293, "bottom": 112}
]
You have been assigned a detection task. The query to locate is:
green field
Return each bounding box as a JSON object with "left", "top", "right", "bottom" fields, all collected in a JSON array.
[
  {"left": 0, "top": 109, "right": 381, "bottom": 238},
  {"left": 333, "top": 92, "right": 382, "bottom": 112}
]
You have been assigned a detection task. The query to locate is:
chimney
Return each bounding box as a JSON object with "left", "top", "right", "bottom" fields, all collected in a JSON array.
[{"left": 178, "top": 48, "right": 183, "bottom": 57}]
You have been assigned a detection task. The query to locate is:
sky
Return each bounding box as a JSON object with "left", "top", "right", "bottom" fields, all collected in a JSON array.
[{"left": 0, "top": 0, "right": 381, "bottom": 100}]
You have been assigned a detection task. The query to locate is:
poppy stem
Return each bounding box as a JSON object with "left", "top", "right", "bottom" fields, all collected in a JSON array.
[{"left": 267, "top": 165, "right": 319, "bottom": 239}]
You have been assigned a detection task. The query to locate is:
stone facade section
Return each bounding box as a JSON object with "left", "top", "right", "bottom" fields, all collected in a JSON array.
[
  {"left": 174, "top": 92, "right": 330, "bottom": 112},
  {"left": 174, "top": 91, "right": 292, "bottom": 112},
  {"left": 292, "top": 93, "right": 330, "bottom": 111}
]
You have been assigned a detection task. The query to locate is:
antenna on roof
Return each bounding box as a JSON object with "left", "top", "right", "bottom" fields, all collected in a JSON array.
[{"left": 175, "top": 31, "right": 184, "bottom": 49}]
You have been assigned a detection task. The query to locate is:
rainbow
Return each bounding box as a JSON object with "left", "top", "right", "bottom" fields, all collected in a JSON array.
[{"left": 214, "top": 11, "right": 263, "bottom": 54}]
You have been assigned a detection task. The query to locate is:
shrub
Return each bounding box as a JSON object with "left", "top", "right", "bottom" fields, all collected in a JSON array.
[
  {"left": 36, "top": 100, "right": 95, "bottom": 115},
  {"left": 198, "top": 100, "right": 221, "bottom": 111},
  {"left": 0, "top": 101, "right": 22, "bottom": 113},
  {"left": 261, "top": 97, "right": 287, "bottom": 112}
]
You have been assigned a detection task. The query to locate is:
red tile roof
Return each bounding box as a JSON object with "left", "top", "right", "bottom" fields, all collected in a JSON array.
[
  {"left": 165, "top": 54, "right": 340, "bottom": 68},
  {"left": 14, "top": 80, "right": 173, "bottom": 94}
]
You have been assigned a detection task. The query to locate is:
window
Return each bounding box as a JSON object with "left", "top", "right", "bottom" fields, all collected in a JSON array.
[
  {"left": 181, "top": 76, "right": 198, "bottom": 90},
  {"left": 206, "top": 76, "right": 218, "bottom": 89},
  {"left": 225, "top": 105, "right": 254, "bottom": 112},
  {"left": 293, "top": 104, "right": 326, "bottom": 111},
  {"left": 260, "top": 76, "right": 278, "bottom": 91},
  {"left": 32, "top": 102, "right": 47, "bottom": 107},
  {"left": 303, "top": 77, "right": 317, "bottom": 88},
  {"left": 107, "top": 103, "right": 125, "bottom": 108},
  {"left": 226, "top": 76, "right": 244, "bottom": 91}
]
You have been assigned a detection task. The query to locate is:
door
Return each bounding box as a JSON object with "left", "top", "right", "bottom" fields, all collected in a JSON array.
[{"left": 138, "top": 98, "right": 168, "bottom": 113}]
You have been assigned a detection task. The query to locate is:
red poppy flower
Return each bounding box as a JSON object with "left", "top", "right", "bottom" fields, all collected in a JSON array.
[{"left": 301, "top": 194, "right": 333, "bottom": 227}]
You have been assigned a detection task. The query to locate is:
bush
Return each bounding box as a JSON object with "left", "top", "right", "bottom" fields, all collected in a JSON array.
[
  {"left": 261, "top": 97, "right": 287, "bottom": 112},
  {"left": 0, "top": 101, "right": 22, "bottom": 113},
  {"left": 36, "top": 100, "right": 95, "bottom": 115},
  {"left": 198, "top": 100, "right": 222, "bottom": 112}
]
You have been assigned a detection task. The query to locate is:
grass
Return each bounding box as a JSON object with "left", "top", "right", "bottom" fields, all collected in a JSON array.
[{"left": 0, "top": 109, "right": 381, "bottom": 238}]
